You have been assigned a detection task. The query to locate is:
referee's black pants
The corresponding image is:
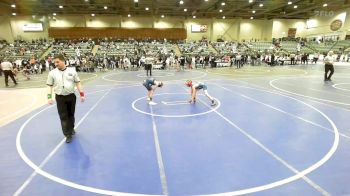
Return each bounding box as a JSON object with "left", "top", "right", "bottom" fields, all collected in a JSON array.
[
  {"left": 4, "top": 70, "right": 17, "bottom": 86},
  {"left": 145, "top": 64, "right": 152, "bottom": 76},
  {"left": 56, "top": 94, "right": 76, "bottom": 137},
  {"left": 325, "top": 63, "right": 334, "bottom": 80}
]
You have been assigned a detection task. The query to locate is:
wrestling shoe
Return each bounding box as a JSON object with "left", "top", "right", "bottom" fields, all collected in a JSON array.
[{"left": 149, "top": 101, "right": 157, "bottom": 105}]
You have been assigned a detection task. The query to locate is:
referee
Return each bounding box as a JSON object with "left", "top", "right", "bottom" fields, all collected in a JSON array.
[
  {"left": 145, "top": 56, "right": 153, "bottom": 76},
  {"left": 324, "top": 51, "right": 335, "bottom": 81},
  {"left": 47, "top": 54, "right": 85, "bottom": 143},
  {"left": 1, "top": 58, "right": 17, "bottom": 87}
]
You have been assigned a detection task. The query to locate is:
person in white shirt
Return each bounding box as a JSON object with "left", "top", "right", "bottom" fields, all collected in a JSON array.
[
  {"left": 139, "top": 56, "right": 146, "bottom": 67},
  {"left": 1, "top": 58, "right": 17, "bottom": 87},
  {"left": 313, "top": 52, "right": 319, "bottom": 64},
  {"left": 324, "top": 51, "right": 335, "bottom": 81},
  {"left": 236, "top": 53, "right": 242, "bottom": 68},
  {"left": 123, "top": 57, "right": 130, "bottom": 69}
]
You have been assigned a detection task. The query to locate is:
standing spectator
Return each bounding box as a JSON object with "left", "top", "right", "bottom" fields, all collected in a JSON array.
[
  {"left": 0, "top": 59, "right": 2, "bottom": 77},
  {"left": 30, "top": 56, "right": 36, "bottom": 66},
  {"left": 46, "top": 54, "right": 85, "bottom": 143},
  {"left": 290, "top": 53, "right": 296, "bottom": 65},
  {"left": 1, "top": 58, "right": 17, "bottom": 87},
  {"left": 251, "top": 53, "right": 256, "bottom": 66},
  {"left": 22, "top": 60, "right": 31, "bottom": 80},
  {"left": 257, "top": 53, "right": 262, "bottom": 66},
  {"left": 301, "top": 53, "right": 308, "bottom": 64},
  {"left": 236, "top": 53, "right": 242, "bottom": 68},
  {"left": 313, "top": 52, "right": 319, "bottom": 64},
  {"left": 271, "top": 53, "right": 275, "bottom": 66},
  {"left": 324, "top": 51, "right": 335, "bottom": 81}
]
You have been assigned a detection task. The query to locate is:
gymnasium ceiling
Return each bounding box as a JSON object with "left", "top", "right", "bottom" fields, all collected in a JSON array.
[{"left": 0, "top": 0, "right": 349, "bottom": 19}]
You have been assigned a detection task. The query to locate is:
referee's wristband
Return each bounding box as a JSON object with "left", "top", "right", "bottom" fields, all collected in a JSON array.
[
  {"left": 47, "top": 94, "right": 52, "bottom": 99},
  {"left": 79, "top": 92, "right": 85, "bottom": 97}
]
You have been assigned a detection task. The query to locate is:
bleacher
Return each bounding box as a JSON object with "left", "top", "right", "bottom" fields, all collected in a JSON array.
[
  {"left": 51, "top": 41, "right": 93, "bottom": 58},
  {"left": 280, "top": 41, "right": 314, "bottom": 54},
  {"left": 211, "top": 42, "right": 238, "bottom": 55},
  {"left": 246, "top": 41, "right": 274, "bottom": 51},
  {"left": 97, "top": 41, "right": 175, "bottom": 57},
  {"left": 178, "top": 42, "right": 212, "bottom": 56},
  {"left": 97, "top": 42, "right": 135, "bottom": 57},
  {"left": 307, "top": 41, "right": 335, "bottom": 54},
  {"left": 333, "top": 40, "right": 350, "bottom": 51},
  {"left": 0, "top": 40, "right": 50, "bottom": 60}
]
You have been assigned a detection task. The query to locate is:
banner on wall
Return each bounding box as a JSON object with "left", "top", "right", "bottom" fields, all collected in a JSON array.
[
  {"left": 288, "top": 28, "right": 297, "bottom": 38},
  {"left": 191, "top": 25, "right": 207, "bottom": 33},
  {"left": 22, "top": 23, "right": 44, "bottom": 32}
]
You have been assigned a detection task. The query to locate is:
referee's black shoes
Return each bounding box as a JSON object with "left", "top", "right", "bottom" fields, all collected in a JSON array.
[{"left": 66, "top": 136, "right": 72, "bottom": 143}]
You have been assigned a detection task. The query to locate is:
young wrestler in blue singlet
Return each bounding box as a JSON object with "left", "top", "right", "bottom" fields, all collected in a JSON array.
[{"left": 143, "top": 78, "right": 163, "bottom": 105}]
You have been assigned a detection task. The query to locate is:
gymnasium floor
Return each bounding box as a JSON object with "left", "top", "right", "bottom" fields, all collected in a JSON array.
[{"left": 0, "top": 65, "right": 350, "bottom": 196}]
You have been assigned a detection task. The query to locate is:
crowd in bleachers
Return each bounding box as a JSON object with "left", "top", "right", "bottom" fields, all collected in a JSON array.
[
  {"left": 0, "top": 38, "right": 50, "bottom": 60},
  {"left": 0, "top": 38, "right": 51, "bottom": 80},
  {"left": 48, "top": 38, "right": 95, "bottom": 71},
  {"left": 178, "top": 41, "right": 212, "bottom": 56},
  {"left": 2, "top": 36, "right": 350, "bottom": 82},
  {"left": 212, "top": 42, "right": 245, "bottom": 55}
]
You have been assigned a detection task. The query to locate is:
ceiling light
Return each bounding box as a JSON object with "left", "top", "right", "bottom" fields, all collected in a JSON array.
[
  {"left": 221, "top": 2, "right": 226, "bottom": 6},
  {"left": 294, "top": 5, "right": 298, "bottom": 8},
  {"left": 259, "top": 3, "right": 263, "bottom": 7},
  {"left": 205, "top": 0, "right": 209, "bottom": 1},
  {"left": 179, "top": 0, "right": 184, "bottom": 5},
  {"left": 12, "top": 13, "right": 16, "bottom": 16},
  {"left": 59, "top": 5, "right": 63, "bottom": 8},
  {"left": 219, "top": 9, "right": 223, "bottom": 12},
  {"left": 249, "top": 0, "right": 253, "bottom": 3},
  {"left": 134, "top": 0, "right": 138, "bottom": 2},
  {"left": 53, "top": 13, "right": 57, "bottom": 16},
  {"left": 91, "top": 13, "right": 95, "bottom": 16},
  {"left": 250, "top": 16, "right": 254, "bottom": 19},
  {"left": 193, "top": 15, "right": 196, "bottom": 18},
  {"left": 104, "top": 6, "right": 108, "bottom": 9},
  {"left": 145, "top": 7, "right": 149, "bottom": 10},
  {"left": 222, "top": 16, "right": 226, "bottom": 19},
  {"left": 11, "top": 4, "right": 16, "bottom": 8},
  {"left": 288, "top": 1, "right": 292, "bottom": 5},
  {"left": 161, "top": 15, "right": 165, "bottom": 18},
  {"left": 252, "top": 10, "right": 256, "bottom": 13},
  {"left": 184, "top": 8, "right": 187, "bottom": 12},
  {"left": 323, "top": 3, "right": 328, "bottom": 7},
  {"left": 128, "top": 14, "right": 131, "bottom": 17}
]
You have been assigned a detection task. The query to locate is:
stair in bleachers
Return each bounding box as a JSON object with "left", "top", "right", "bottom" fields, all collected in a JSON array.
[
  {"left": 92, "top": 45, "right": 100, "bottom": 56},
  {"left": 242, "top": 42, "right": 250, "bottom": 49},
  {"left": 208, "top": 44, "right": 218, "bottom": 55},
  {"left": 39, "top": 46, "right": 53, "bottom": 60},
  {"left": 173, "top": 44, "right": 182, "bottom": 56},
  {"left": 304, "top": 44, "right": 318, "bottom": 53}
]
